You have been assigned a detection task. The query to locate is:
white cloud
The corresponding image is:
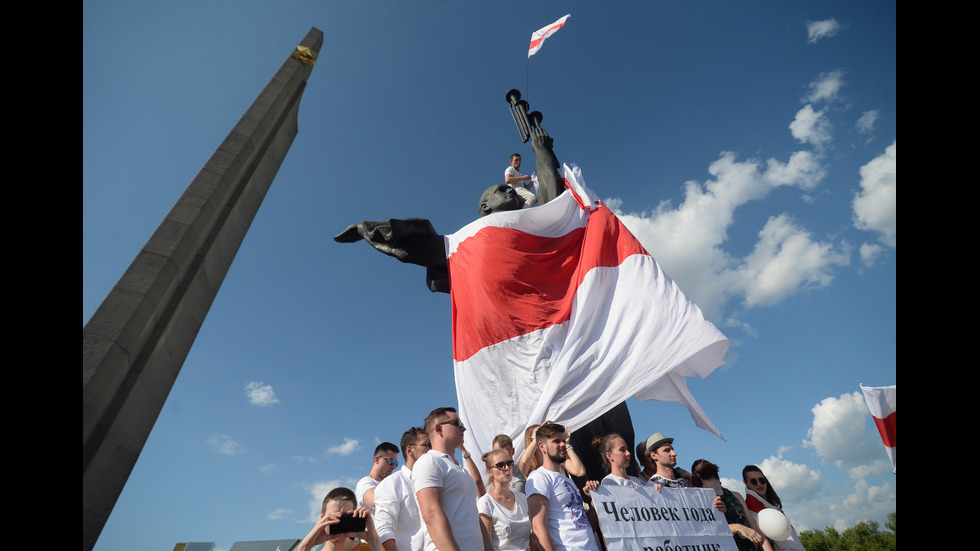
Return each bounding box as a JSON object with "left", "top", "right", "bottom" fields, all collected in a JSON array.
[
  {"left": 858, "top": 242, "right": 884, "bottom": 268},
  {"left": 267, "top": 508, "right": 290, "bottom": 520},
  {"left": 737, "top": 214, "right": 850, "bottom": 308},
  {"left": 245, "top": 381, "right": 280, "bottom": 406},
  {"left": 208, "top": 435, "right": 245, "bottom": 456},
  {"left": 790, "top": 105, "right": 832, "bottom": 149},
  {"left": 612, "top": 147, "right": 841, "bottom": 322},
  {"left": 763, "top": 151, "right": 825, "bottom": 191},
  {"left": 852, "top": 141, "right": 896, "bottom": 248},
  {"left": 757, "top": 456, "right": 822, "bottom": 503},
  {"left": 259, "top": 463, "right": 277, "bottom": 474},
  {"left": 303, "top": 480, "right": 343, "bottom": 523},
  {"left": 806, "top": 19, "right": 842, "bottom": 43},
  {"left": 802, "top": 391, "right": 883, "bottom": 469},
  {"left": 855, "top": 110, "right": 879, "bottom": 134},
  {"left": 804, "top": 69, "right": 845, "bottom": 104},
  {"left": 326, "top": 437, "right": 360, "bottom": 456}
]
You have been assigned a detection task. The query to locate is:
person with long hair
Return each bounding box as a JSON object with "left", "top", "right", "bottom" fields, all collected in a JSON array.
[
  {"left": 593, "top": 433, "right": 645, "bottom": 488},
  {"left": 741, "top": 465, "right": 806, "bottom": 551},
  {"left": 691, "top": 460, "right": 772, "bottom": 551},
  {"left": 479, "top": 448, "right": 532, "bottom": 550}
]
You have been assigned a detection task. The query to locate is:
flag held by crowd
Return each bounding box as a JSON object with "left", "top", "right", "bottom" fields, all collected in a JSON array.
[
  {"left": 528, "top": 14, "right": 570, "bottom": 58},
  {"left": 860, "top": 383, "right": 896, "bottom": 473},
  {"left": 447, "top": 164, "right": 730, "bottom": 466}
]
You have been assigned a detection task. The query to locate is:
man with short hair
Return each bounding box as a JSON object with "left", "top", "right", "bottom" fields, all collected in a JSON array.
[
  {"left": 491, "top": 434, "right": 526, "bottom": 493},
  {"left": 645, "top": 432, "right": 725, "bottom": 512},
  {"left": 412, "top": 407, "right": 485, "bottom": 551},
  {"left": 525, "top": 423, "right": 600, "bottom": 551},
  {"left": 357, "top": 442, "right": 401, "bottom": 512},
  {"left": 296, "top": 486, "right": 383, "bottom": 551},
  {"left": 503, "top": 152, "right": 537, "bottom": 207},
  {"left": 375, "top": 427, "right": 430, "bottom": 551}
]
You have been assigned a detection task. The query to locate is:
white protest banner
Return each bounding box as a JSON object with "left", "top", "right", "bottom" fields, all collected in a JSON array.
[{"left": 591, "top": 485, "right": 739, "bottom": 551}]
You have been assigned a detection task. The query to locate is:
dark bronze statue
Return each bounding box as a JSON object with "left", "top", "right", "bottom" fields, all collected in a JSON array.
[
  {"left": 333, "top": 100, "right": 562, "bottom": 293},
  {"left": 334, "top": 90, "right": 638, "bottom": 482}
]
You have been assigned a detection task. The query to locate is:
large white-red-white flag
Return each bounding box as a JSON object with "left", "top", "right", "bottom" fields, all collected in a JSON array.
[
  {"left": 446, "top": 164, "right": 730, "bottom": 465},
  {"left": 860, "top": 383, "right": 896, "bottom": 473},
  {"left": 528, "top": 14, "right": 570, "bottom": 58}
]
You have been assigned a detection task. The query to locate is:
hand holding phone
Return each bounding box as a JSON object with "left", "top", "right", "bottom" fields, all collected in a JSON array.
[{"left": 328, "top": 512, "right": 367, "bottom": 535}]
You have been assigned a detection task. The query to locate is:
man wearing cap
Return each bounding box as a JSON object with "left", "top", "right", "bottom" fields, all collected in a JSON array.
[{"left": 645, "top": 432, "right": 726, "bottom": 513}]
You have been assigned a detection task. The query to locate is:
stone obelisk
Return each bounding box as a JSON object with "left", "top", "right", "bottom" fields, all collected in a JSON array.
[{"left": 82, "top": 27, "right": 323, "bottom": 551}]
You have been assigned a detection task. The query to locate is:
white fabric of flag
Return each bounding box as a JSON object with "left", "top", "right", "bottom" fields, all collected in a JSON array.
[
  {"left": 446, "top": 163, "right": 730, "bottom": 467},
  {"left": 860, "top": 383, "right": 896, "bottom": 473},
  {"left": 528, "top": 14, "right": 571, "bottom": 58}
]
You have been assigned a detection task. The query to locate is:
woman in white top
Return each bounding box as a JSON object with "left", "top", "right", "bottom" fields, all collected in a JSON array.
[
  {"left": 478, "top": 449, "right": 533, "bottom": 551},
  {"left": 593, "top": 433, "right": 646, "bottom": 488}
]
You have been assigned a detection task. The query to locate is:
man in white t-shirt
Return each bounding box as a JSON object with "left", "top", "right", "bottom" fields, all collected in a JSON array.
[
  {"left": 525, "top": 423, "right": 600, "bottom": 551},
  {"left": 411, "top": 407, "right": 486, "bottom": 551},
  {"left": 356, "top": 441, "right": 400, "bottom": 512},
  {"left": 375, "top": 426, "right": 430, "bottom": 551},
  {"left": 503, "top": 153, "right": 537, "bottom": 207}
]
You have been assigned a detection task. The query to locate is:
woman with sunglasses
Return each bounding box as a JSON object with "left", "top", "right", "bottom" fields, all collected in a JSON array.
[
  {"left": 690, "top": 460, "right": 772, "bottom": 551},
  {"left": 479, "top": 449, "right": 533, "bottom": 550},
  {"left": 742, "top": 465, "right": 807, "bottom": 550}
]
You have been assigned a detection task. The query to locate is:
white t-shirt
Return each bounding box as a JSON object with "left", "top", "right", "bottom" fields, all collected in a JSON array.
[
  {"left": 355, "top": 475, "right": 380, "bottom": 511},
  {"left": 374, "top": 466, "right": 423, "bottom": 551},
  {"left": 411, "top": 450, "right": 483, "bottom": 551},
  {"left": 600, "top": 473, "right": 646, "bottom": 489},
  {"left": 524, "top": 468, "right": 599, "bottom": 551},
  {"left": 478, "top": 492, "right": 532, "bottom": 551},
  {"left": 504, "top": 166, "right": 537, "bottom": 207}
]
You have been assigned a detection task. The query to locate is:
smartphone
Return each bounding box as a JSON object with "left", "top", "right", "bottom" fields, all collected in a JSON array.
[{"left": 328, "top": 513, "right": 367, "bottom": 534}]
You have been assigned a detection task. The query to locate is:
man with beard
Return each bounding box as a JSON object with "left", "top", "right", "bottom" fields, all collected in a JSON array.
[{"left": 525, "top": 423, "right": 600, "bottom": 551}]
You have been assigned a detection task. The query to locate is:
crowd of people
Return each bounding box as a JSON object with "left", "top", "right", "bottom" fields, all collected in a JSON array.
[{"left": 297, "top": 406, "right": 806, "bottom": 551}]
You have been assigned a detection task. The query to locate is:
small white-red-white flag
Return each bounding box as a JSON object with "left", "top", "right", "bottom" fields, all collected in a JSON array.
[
  {"left": 860, "top": 383, "right": 896, "bottom": 473},
  {"left": 528, "top": 14, "right": 570, "bottom": 58}
]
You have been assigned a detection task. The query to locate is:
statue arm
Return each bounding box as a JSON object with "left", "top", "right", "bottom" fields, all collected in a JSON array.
[
  {"left": 334, "top": 218, "right": 450, "bottom": 294},
  {"left": 531, "top": 126, "right": 563, "bottom": 206}
]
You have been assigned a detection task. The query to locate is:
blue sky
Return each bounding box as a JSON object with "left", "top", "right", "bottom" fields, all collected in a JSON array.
[{"left": 83, "top": 2, "right": 896, "bottom": 550}]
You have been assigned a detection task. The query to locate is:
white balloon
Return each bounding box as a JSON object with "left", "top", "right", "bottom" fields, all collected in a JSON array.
[{"left": 757, "top": 508, "right": 792, "bottom": 541}]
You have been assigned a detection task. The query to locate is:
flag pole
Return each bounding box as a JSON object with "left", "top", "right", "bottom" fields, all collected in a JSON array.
[{"left": 525, "top": 57, "right": 530, "bottom": 102}]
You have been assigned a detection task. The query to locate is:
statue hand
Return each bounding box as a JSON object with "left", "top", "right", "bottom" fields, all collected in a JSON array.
[
  {"left": 334, "top": 224, "right": 366, "bottom": 243},
  {"left": 530, "top": 125, "right": 554, "bottom": 151}
]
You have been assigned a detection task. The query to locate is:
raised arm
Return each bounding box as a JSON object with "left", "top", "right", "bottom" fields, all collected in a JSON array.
[
  {"left": 530, "top": 126, "right": 563, "bottom": 206},
  {"left": 333, "top": 218, "right": 450, "bottom": 293}
]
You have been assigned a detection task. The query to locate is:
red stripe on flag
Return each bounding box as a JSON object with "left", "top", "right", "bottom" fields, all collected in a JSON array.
[
  {"left": 872, "top": 411, "right": 896, "bottom": 447},
  {"left": 744, "top": 494, "right": 765, "bottom": 514},
  {"left": 449, "top": 205, "right": 649, "bottom": 361},
  {"left": 528, "top": 22, "right": 564, "bottom": 50}
]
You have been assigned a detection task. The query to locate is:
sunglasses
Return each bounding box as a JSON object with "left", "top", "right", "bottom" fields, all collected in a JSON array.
[
  {"left": 384, "top": 458, "right": 398, "bottom": 467},
  {"left": 417, "top": 441, "right": 432, "bottom": 448},
  {"left": 748, "top": 477, "right": 768, "bottom": 485},
  {"left": 436, "top": 418, "right": 465, "bottom": 431},
  {"left": 492, "top": 460, "right": 515, "bottom": 470}
]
